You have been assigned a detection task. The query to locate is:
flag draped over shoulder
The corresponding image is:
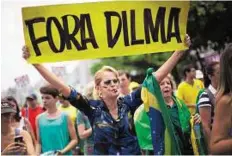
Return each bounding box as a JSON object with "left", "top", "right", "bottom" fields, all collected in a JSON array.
[
  {"left": 134, "top": 104, "right": 153, "bottom": 151},
  {"left": 141, "top": 68, "right": 182, "bottom": 155}
]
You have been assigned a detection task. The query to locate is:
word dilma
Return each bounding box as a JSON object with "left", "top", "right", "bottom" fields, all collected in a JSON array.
[{"left": 25, "top": 7, "right": 182, "bottom": 56}]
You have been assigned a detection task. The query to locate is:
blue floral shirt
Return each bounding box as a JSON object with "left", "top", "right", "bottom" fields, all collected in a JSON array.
[{"left": 67, "top": 87, "right": 142, "bottom": 155}]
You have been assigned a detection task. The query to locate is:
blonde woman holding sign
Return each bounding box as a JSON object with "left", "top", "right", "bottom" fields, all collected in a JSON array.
[{"left": 22, "top": 35, "right": 190, "bottom": 154}]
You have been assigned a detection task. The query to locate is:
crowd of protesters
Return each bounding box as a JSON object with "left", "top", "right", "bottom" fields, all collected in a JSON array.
[{"left": 1, "top": 35, "right": 232, "bottom": 155}]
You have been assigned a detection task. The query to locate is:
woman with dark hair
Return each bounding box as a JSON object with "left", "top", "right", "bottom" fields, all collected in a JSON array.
[
  {"left": 5, "top": 96, "right": 20, "bottom": 120},
  {"left": 197, "top": 61, "right": 220, "bottom": 149},
  {"left": 1, "top": 99, "right": 35, "bottom": 155},
  {"left": 6, "top": 96, "right": 36, "bottom": 146},
  {"left": 210, "top": 43, "right": 232, "bottom": 154}
]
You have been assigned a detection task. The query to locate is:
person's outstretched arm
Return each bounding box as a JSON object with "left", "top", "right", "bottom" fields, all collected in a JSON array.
[
  {"left": 154, "top": 34, "right": 191, "bottom": 83},
  {"left": 22, "top": 47, "right": 93, "bottom": 118},
  {"left": 22, "top": 46, "right": 71, "bottom": 97},
  {"left": 122, "top": 35, "right": 191, "bottom": 112}
]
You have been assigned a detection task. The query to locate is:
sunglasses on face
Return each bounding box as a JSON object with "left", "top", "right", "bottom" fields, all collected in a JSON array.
[
  {"left": 103, "top": 79, "right": 119, "bottom": 86},
  {"left": 27, "top": 98, "right": 34, "bottom": 102}
]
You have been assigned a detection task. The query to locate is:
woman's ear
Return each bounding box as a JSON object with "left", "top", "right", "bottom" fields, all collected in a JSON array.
[
  {"left": 93, "top": 85, "right": 100, "bottom": 100},
  {"left": 94, "top": 85, "right": 103, "bottom": 99},
  {"left": 96, "top": 86, "right": 103, "bottom": 98}
]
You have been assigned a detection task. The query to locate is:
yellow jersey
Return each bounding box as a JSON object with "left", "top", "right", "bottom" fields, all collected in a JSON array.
[
  {"left": 58, "top": 104, "right": 78, "bottom": 124},
  {"left": 176, "top": 79, "right": 204, "bottom": 114}
]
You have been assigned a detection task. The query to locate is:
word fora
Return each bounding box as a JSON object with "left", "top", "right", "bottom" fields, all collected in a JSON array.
[{"left": 25, "top": 7, "right": 182, "bottom": 56}]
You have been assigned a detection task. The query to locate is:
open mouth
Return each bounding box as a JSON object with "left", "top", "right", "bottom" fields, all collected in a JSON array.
[
  {"left": 163, "top": 89, "right": 170, "bottom": 94},
  {"left": 164, "top": 90, "right": 169, "bottom": 93},
  {"left": 111, "top": 88, "right": 118, "bottom": 93}
]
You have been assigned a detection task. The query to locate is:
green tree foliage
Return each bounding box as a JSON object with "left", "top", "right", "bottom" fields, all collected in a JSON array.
[
  {"left": 188, "top": 1, "right": 232, "bottom": 49},
  {"left": 91, "top": 1, "right": 232, "bottom": 82},
  {"left": 90, "top": 52, "right": 173, "bottom": 74}
]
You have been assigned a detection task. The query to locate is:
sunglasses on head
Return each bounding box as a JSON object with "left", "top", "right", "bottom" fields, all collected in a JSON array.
[
  {"left": 3, "top": 100, "right": 16, "bottom": 108},
  {"left": 103, "top": 79, "right": 119, "bottom": 86}
]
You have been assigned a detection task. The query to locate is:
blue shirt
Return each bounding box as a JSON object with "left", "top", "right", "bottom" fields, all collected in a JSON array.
[{"left": 68, "top": 87, "right": 142, "bottom": 155}]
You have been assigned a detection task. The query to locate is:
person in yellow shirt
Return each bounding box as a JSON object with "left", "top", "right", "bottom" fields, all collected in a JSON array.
[
  {"left": 58, "top": 94, "right": 78, "bottom": 125},
  {"left": 129, "top": 81, "right": 140, "bottom": 92},
  {"left": 177, "top": 64, "right": 204, "bottom": 114}
]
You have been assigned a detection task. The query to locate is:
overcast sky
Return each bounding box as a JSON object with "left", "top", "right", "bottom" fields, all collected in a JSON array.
[{"left": 1, "top": 0, "right": 102, "bottom": 91}]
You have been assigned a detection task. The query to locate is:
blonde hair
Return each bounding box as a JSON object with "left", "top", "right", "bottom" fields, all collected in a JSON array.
[
  {"left": 94, "top": 66, "right": 119, "bottom": 99},
  {"left": 216, "top": 43, "right": 232, "bottom": 101},
  {"left": 94, "top": 66, "right": 119, "bottom": 86}
]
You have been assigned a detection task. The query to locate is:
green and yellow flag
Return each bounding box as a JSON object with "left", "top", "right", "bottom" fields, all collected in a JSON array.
[
  {"left": 134, "top": 104, "right": 153, "bottom": 151},
  {"left": 141, "top": 68, "right": 181, "bottom": 155}
]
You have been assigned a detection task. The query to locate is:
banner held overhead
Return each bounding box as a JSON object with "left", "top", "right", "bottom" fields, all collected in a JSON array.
[{"left": 22, "top": 1, "right": 190, "bottom": 63}]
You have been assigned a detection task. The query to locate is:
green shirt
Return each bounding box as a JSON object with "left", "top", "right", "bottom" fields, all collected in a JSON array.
[
  {"left": 167, "top": 102, "right": 192, "bottom": 154},
  {"left": 167, "top": 103, "right": 184, "bottom": 150},
  {"left": 167, "top": 103, "right": 182, "bottom": 129},
  {"left": 76, "top": 111, "right": 94, "bottom": 145}
]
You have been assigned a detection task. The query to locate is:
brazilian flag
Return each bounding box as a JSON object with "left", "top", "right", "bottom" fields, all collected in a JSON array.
[
  {"left": 141, "top": 68, "right": 182, "bottom": 155},
  {"left": 134, "top": 104, "right": 153, "bottom": 151}
]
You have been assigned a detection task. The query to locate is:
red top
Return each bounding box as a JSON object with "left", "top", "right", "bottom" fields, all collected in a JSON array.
[{"left": 21, "top": 106, "right": 44, "bottom": 137}]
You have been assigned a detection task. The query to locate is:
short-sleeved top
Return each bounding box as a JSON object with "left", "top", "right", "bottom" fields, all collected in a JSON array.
[
  {"left": 38, "top": 112, "right": 72, "bottom": 155},
  {"left": 197, "top": 85, "right": 216, "bottom": 127},
  {"left": 76, "top": 110, "right": 94, "bottom": 145},
  {"left": 58, "top": 104, "right": 78, "bottom": 125},
  {"left": 21, "top": 106, "right": 44, "bottom": 137},
  {"left": 67, "top": 87, "right": 143, "bottom": 155},
  {"left": 177, "top": 79, "right": 204, "bottom": 114}
]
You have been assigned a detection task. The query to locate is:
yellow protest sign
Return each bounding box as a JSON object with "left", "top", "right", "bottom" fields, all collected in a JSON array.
[{"left": 22, "top": 1, "right": 190, "bottom": 63}]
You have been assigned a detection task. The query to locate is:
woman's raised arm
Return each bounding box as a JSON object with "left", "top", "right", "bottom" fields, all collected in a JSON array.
[
  {"left": 154, "top": 34, "right": 191, "bottom": 82},
  {"left": 22, "top": 46, "right": 71, "bottom": 97}
]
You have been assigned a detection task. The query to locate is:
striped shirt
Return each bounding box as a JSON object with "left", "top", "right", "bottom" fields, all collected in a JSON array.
[{"left": 197, "top": 85, "right": 216, "bottom": 127}]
